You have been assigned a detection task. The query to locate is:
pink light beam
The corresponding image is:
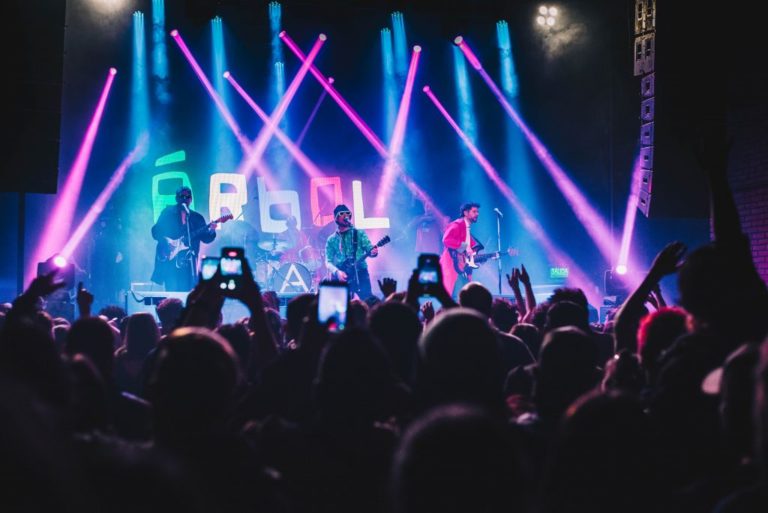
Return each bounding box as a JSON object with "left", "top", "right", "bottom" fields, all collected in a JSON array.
[
  {"left": 375, "top": 45, "right": 421, "bottom": 214},
  {"left": 235, "top": 33, "right": 326, "bottom": 181},
  {"left": 424, "top": 85, "right": 602, "bottom": 306},
  {"left": 61, "top": 137, "right": 149, "bottom": 259},
  {"left": 615, "top": 155, "right": 644, "bottom": 285},
  {"left": 170, "top": 29, "right": 279, "bottom": 188},
  {"left": 456, "top": 37, "right": 626, "bottom": 270},
  {"left": 281, "top": 32, "right": 445, "bottom": 221},
  {"left": 29, "top": 68, "right": 117, "bottom": 284}
]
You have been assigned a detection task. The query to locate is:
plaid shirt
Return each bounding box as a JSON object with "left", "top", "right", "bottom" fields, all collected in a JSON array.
[{"left": 325, "top": 229, "right": 374, "bottom": 273}]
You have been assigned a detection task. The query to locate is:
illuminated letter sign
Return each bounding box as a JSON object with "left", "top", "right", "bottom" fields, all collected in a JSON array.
[
  {"left": 210, "top": 173, "right": 247, "bottom": 222},
  {"left": 257, "top": 177, "right": 301, "bottom": 233}
]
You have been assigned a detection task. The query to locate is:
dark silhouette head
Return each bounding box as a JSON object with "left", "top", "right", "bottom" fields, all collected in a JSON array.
[
  {"left": 417, "top": 308, "right": 504, "bottom": 411},
  {"left": 215, "top": 323, "right": 250, "bottom": 372},
  {"left": 148, "top": 327, "right": 240, "bottom": 442},
  {"left": 156, "top": 298, "right": 183, "bottom": 336},
  {"left": 124, "top": 313, "right": 160, "bottom": 359},
  {"left": 601, "top": 350, "right": 645, "bottom": 395},
  {"left": 718, "top": 343, "right": 760, "bottom": 464},
  {"left": 98, "top": 305, "right": 127, "bottom": 323},
  {"left": 548, "top": 287, "right": 588, "bottom": 311},
  {"left": 534, "top": 327, "right": 600, "bottom": 426},
  {"left": 66, "top": 317, "right": 116, "bottom": 382},
  {"left": 347, "top": 299, "right": 369, "bottom": 329},
  {"left": 637, "top": 306, "right": 688, "bottom": 382},
  {"left": 511, "top": 323, "right": 542, "bottom": 359},
  {"left": 392, "top": 404, "right": 525, "bottom": 513},
  {"left": 369, "top": 301, "right": 422, "bottom": 385},
  {"left": 262, "top": 290, "right": 280, "bottom": 311},
  {"left": 313, "top": 327, "right": 403, "bottom": 426},
  {"left": 458, "top": 282, "right": 493, "bottom": 318},
  {"left": 544, "top": 300, "right": 589, "bottom": 333},
  {"left": 490, "top": 297, "right": 518, "bottom": 333}
]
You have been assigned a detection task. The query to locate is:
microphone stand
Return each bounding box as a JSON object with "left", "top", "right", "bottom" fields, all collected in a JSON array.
[
  {"left": 495, "top": 209, "right": 502, "bottom": 295},
  {"left": 183, "top": 204, "right": 196, "bottom": 288}
]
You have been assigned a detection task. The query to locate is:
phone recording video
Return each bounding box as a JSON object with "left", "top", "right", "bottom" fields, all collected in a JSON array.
[
  {"left": 417, "top": 253, "right": 440, "bottom": 292},
  {"left": 200, "top": 257, "right": 220, "bottom": 281},
  {"left": 318, "top": 280, "right": 349, "bottom": 332},
  {"left": 219, "top": 247, "right": 245, "bottom": 291}
]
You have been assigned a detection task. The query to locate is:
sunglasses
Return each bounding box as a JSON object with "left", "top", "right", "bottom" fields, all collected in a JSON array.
[{"left": 337, "top": 211, "right": 352, "bottom": 217}]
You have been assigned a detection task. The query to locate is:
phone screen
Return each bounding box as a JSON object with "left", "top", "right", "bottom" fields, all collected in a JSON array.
[
  {"left": 417, "top": 253, "right": 440, "bottom": 286},
  {"left": 200, "top": 257, "right": 220, "bottom": 281},
  {"left": 318, "top": 282, "right": 349, "bottom": 332},
  {"left": 220, "top": 257, "right": 243, "bottom": 276}
]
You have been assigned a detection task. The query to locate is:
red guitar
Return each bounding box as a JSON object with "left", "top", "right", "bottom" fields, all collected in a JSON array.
[{"left": 448, "top": 247, "right": 519, "bottom": 280}]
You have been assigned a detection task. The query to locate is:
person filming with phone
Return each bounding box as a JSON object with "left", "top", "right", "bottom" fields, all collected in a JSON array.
[{"left": 324, "top": 204, "right": 379, "bottom": 300}]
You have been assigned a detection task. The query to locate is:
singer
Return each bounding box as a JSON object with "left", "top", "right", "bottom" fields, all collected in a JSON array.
[
  {"left": 325, "top": 204, "right": 378, "bottom": 299},
  {"left": 151, "top": 186, "right": 217, "bottom": 291}
]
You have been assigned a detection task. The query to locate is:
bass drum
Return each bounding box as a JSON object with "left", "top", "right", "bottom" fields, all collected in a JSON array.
[
  {"left": 298, "top": 245, "right": 324, "bottom": 272},
  {"left": 268, "top": 262, "right": 313, "bottom": 294}
]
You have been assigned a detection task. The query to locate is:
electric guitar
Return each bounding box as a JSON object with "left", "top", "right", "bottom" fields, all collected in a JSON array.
[
  {"left": 156, "top": 212, "right": 234, "bottom": 267},
  {"left": 338, "top": 235, "right": 391, "bottom": 276},
  {"left": 448, "top": 246, "right": 519, "bottom": 280}
]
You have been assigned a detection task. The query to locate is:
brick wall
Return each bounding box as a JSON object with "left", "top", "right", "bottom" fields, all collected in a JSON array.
[{"left": 728, "top": 71, "right": 768, "bottom": 284}]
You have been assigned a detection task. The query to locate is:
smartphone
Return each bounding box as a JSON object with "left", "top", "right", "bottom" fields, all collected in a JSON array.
[
  {"left": 318, "top": 280, "right": 349, "bottom": 332},
  {"left": 219, "top": 247, "right": 245, "bottom": 290},
  {"left": 417, "top": 253, "right": 440, "bottom": 290},
  {"left": 200, "top": 256, "right": 220, "bottom": 281}
]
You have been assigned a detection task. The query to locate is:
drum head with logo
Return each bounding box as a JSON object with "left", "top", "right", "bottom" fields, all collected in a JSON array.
[{"left": 268, "top": 262, "right": 313, "bottom": 294}]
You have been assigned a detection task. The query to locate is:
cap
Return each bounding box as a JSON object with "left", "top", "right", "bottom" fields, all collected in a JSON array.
[{"left": 333, "top": 204, "right": 351, "bottom": 218}]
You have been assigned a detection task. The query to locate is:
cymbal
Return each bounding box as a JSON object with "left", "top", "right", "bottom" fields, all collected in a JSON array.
[{"left": 257, "top": 240, "right": 290, "bottom": 251}]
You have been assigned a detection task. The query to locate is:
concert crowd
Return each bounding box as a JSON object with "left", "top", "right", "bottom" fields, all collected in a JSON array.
[{"left": 1, "top": 137, "right": 767, "bottom": 513}]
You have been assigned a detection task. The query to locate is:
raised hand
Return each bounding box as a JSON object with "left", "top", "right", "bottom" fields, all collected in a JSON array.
[
  {"left": 378, "top": 277, "right": 397, "bottom": 298},
  {"left": 506, "top": 268, "right": 521, "bottom": 290},
  {"left": 76, "top": 282, "right": 94, "bottom": 318},
  {"left": 519, "top": 264, "right": 531, "bottom": 287},
  {"left": 649, "top": 241, "right": 687, "bottom": 278},
  {"left": 421, "top": 300, "right": 435, "bottom": 322},
  {"left": 26, "top": 270, "right": 67, "bottom": 299}
]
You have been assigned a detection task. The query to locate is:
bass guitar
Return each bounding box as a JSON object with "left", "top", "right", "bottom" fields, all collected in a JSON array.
[
  {"left": 156, "top": 211, "right": 234, "bottom": 268},
  {"left": 448, "top": 246, "right": 518, "bottom": 280}
]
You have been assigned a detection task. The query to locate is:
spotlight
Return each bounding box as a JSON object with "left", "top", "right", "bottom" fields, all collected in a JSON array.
[
  {"left": 170, "top": 29, "right": 178, "bottom": 37},
  {"left": 37, "top": 254, "right": 75, "bottom": 289},
  {"left": 546, "top": 16, "right": 556, "bottom": 26},
  {"left": 615, "top": 264, "right": 628, "bottom": 275},
  {"left": 279, "top": 30, "right": 286, "bottom": 38},
  {"left": 549, "top": 6, "right": 558, "bottom": 16},
  {"left": 109, "top": 67, "right": 117, "bottom": 75},
  {"left": 453, "top": 36, "right": 463, "bottom": 46},
  {"left": 223, "top": 70, "right": 230, "bottom": 79},
  {"left": 422, "top": 85, "right": 430, "bottom": 92},
  {"left": 52, "top": 255, "right": 68, "bottom": 268},
  {"left": 413, "top": 45, "right": 422, "bottom": 53},
  {"left": 319, "top": 33, "right": 327, "bottom": 41},
  {"left": 538, "top": 5, "right": 548, "bottom": 15},
  {"left": 327, "top": 77, "right": 335, "bottom": 84},
  {"left": 536, "top": 16, "right": 546, "bottom": 25}
]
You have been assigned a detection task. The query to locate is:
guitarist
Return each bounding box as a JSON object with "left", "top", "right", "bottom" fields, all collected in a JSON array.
[
  {"left": 440, "top": 201, "right": 481, "bottom": 297},
  {"left": 151, "top": 186, "right": 217, "bottom": 291},
  {"left": 324, "top": 204, "right": 378, "bottom": 299}
]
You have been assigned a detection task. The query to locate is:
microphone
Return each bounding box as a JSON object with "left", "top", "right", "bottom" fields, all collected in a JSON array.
[{"left": 493, "top": 208, "right": 503, "bottom": 218}]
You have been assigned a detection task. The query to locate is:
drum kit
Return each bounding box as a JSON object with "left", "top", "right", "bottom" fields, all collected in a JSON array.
[{"left": 251, "top": 227, "right": 327, "bottom": 294}]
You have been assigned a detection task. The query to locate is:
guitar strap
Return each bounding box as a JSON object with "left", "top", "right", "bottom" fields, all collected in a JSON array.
[{"left": 352, "top": 229, "right": 359, "bottom": 264}]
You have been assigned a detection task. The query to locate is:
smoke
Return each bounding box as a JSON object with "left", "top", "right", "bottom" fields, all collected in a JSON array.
[{"left": 540, "top": 22, "right": 586, "bottom": 60}]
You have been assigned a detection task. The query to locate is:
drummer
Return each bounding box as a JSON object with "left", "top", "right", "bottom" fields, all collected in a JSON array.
[{"left": 279, "top": 215, "right": 308, "bottom": 262}]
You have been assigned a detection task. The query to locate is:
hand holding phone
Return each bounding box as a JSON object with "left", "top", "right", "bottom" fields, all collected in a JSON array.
[{"left": 417, "top": 253, "right": 441, "bottom": 295}]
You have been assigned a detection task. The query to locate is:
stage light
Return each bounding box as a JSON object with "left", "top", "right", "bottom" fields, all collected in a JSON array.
[
  {"left": 453, "top": 36, "right": 463, "bottom": 45},
  {"left": 456, "top": 38, "right": 629, "bottom": 272},
  {"left": 152, "top": 0, "right": 170, "bottom": 105},
  {"left": 381, "top": 28, "right": 397, "bottom": 139},
  {"left": 170, "top": 29, "right": 178, "bottom": 37},
  {"left": 52, "top": 255, "right": 68, "bottom": 268},
  {"left": 328, "top": 77, "right": 335, "bottom": 84},
  {"left": 422, "top": 85, "right": 430, "bottom": 92},
  {"left": 615, "top": 155, "right": 644, "bottom": 288},
  {"left": 549, "top": 7, "right": 558, "bottom": 16},
  {"left": 391, "top": 12, "right": 408, "bottom": 78},
  {"left": 375, "top": 45, "right": 422, "bottom": 214},
  {"left": 29, "top": 68, "right": 117, "bottom": 285},
  {"left": 496, "top": 20, "right": 518, "bottom": 98},
  {"left": 536, "top": 16, "right": 546, "bottom": 25},
  {"left": 615, "top": 265, "right": 628, "bottom": 275},
  {"left": 539, "top": 6, "right": 548, "bottom": 15},
  {"left": 211, "top": 16, "right": 237, "bottom": 171},
  {"left": 546, "top": 17, "right": 556, "bottom": 26},
  {"left": 281, "top": 31, "right": 445, "bottom": 220},
  {"left": 109, "top": 67, "right": 117, "bottom": 75},
  {"left": 423, "top": 85, "right": 601, "bottom": 306},
  {"left": 130, "top": 11, "right": 149, "bottom": 149},
  {"left": 233, "top": 33, "right": 325, "bottom": 182},
  {"left": 223, "top": 70, "right": 230, "bottom": 79}
]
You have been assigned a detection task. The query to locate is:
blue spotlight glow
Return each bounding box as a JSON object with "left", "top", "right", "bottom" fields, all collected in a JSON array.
[
  {"left": 381, "top": 28, "right": 397, "bottom": 142},
  {"left": 131, "top": 11, "right": 150, "bottom": 148},
  {"left": 269, "top": 3, "right": 290, "bottom": 175},
  {"left": 151, "top": 0, "right": 170, "bottom": 104},
  {"left": 269, "top": 2, "right": 284, "bottom": 63},
  {"left": 211, "top": 17, "right": 237, "bottom": 170},
  {"left": 391, "top": 12, "right": 408, "bottom": 78},
  {"left": 496, "top": 20, "right": 519, "bottom": 98}
]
